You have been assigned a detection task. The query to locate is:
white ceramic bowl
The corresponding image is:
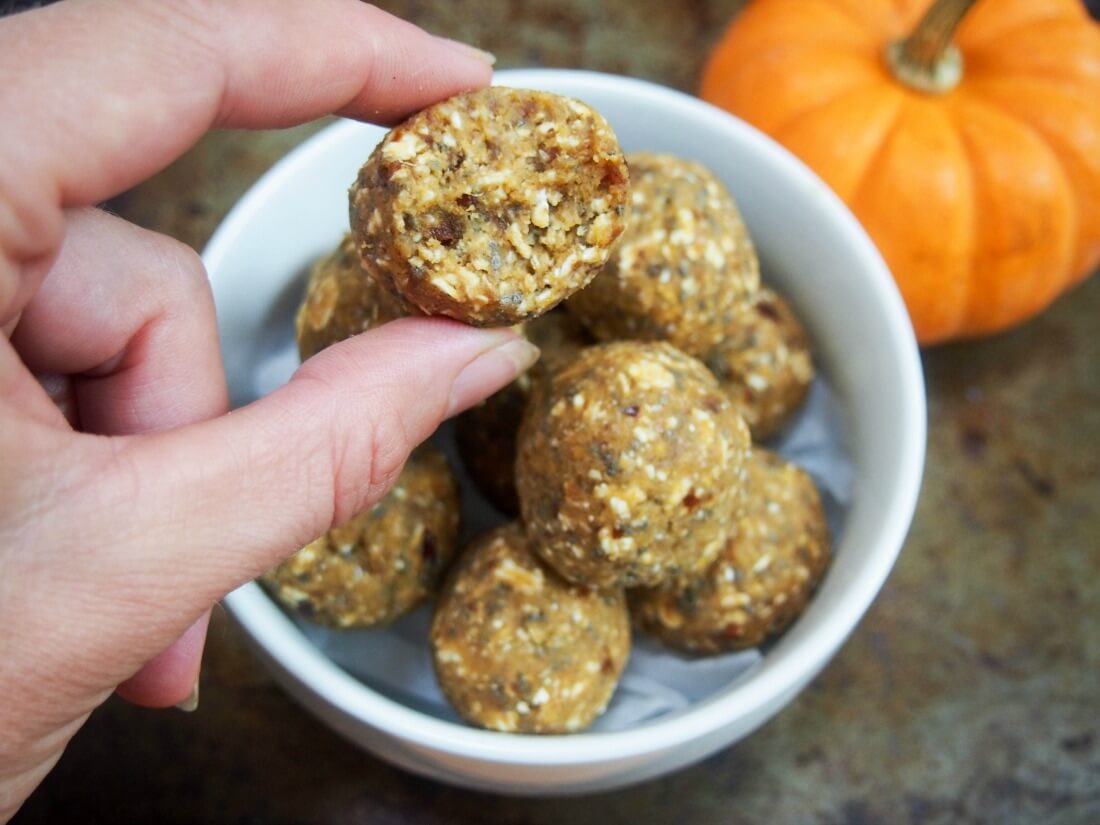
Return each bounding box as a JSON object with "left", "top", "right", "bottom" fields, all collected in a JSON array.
[{"left": 203, "top": 69, "right": 925, "bottom": 794}]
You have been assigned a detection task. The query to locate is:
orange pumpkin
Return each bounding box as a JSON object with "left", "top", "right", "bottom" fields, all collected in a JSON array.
[{"left": 701, "top": 0, "right": 1100, "bottom": 344}]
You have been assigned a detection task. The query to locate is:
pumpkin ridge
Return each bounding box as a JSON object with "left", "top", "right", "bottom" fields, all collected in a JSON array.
[
  {"left": 846, "top": 99, "right": 911, "bottom": 211},
  {"left": 964, "top": 68, "right": 1100, "bottom": 104},
  {"left": 961, "top": 13, "right": 1082, "bottom": 51},
  {"left": 941, "top": 101, "right": 981, "bottom": 341},
  {"left": 811, "top": 0, "right": 873, "bottom": 35},
  {"left": 769, "top": 79, "right": 894, "bottom": 145},
  {"left": 951, "top": 91, "right": 1081, "bottom": 213},
  {"left": 850, "top": 100, "right": 977, "bottom": 342},
  {"left": 717, "top": 0, "right": 876, "bottom": 53},
  {"left": 703, "top": 44, "right": 884, "bottom": 135},
  {"left": 952, "top": 91, "right": 1068, "bottom": 177},
  {"left": 964, "top": 77, "right": 1100, "bottom": 281},
  {"left": 826, "top": 0, "right": 924, "bottom": 41},
  {"left": 776, "top": 83, "right": 906, "bottom": 200},
  {"left": 749, "top": 43, "right": 884, "bottom": 67},
  {"left": 963, "top": 21, "right": 1100, "bottom": 90},
  {"left": 948, "top": 94, "right": 1078, "bottom": 335}
]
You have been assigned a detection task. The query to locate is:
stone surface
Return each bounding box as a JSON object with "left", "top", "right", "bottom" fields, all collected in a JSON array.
[{"left": 13, "top": 0, "right": 1100, "bottom": 823}]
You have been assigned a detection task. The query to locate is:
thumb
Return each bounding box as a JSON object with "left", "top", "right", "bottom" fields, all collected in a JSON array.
[{"left": 76, "top": 318, "right": 537, "bottom": 655}]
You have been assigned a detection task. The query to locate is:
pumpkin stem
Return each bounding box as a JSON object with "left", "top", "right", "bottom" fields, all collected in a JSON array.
[{"left": 886, "top": 0, "right": 979, "bottom": 94}]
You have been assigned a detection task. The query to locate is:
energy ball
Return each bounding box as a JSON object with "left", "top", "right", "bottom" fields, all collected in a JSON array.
[
  {"left": 262, "top": 444, "right": 460, "bottom": 628},
  {"left": 705, "top": 288, "right": 814, "bottom": 440},
  {"left": 349, "top": 87, "right": 630, "bottom": 326},
  {"left": 295, "top": 234, "right": 406, "bottom": 361},
  {"left": 631, "top": 448, "right": 830, "bottom": 653},
  {"left": 516, "top": 341, "right": 751, "bottom": 589},
  {"left": 454, "top": 380, "right": 527, "bottom": 514},
  {"left": 567, "top": 152, "right": 760, "bottom": 355},
  {"left": 522, "top": 306, "right": 594, "bottom": 369},
  {"left": 430, "top": 523, "right": 630, "bottom": 734},
  {"left": 455, "top": 311, "right": 591, "bottom": 514}
]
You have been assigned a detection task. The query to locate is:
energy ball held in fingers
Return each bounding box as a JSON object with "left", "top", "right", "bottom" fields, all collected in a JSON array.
[
  {"left": 430, "top": 523, "right": 630, "bottom": 734},
  {"left": 517, "top": 341, "right": 751, "bottom": 589},
  {"left": 455, "top": 310, "right": 591, "bottom": 514},
  {"left": 567, "top": 152, "right": 759, "bottom": 355},
  {"left": 705, "top": 287, "right": 814, "bottom": 440},
  {"left": 349, "top": 87, "right": 630, "bottom": 326},
  {"left": 295, "top": 234, "right": 406, "bottom": 361},
  {"left": 262, "top": 444, "right": 460, "bottom": 628},
  {"left": 631, "top": 448, "right": 831, "bottom": 654}
]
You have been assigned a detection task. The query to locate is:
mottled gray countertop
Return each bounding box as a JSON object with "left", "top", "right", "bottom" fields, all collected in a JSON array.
[{"left": 14, "top": 1, "right": 1100, "bottom": 823}]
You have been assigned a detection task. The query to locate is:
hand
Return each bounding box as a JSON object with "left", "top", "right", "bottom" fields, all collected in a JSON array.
[{"left": 0, "top": 1, "right": 534, "bottom": 819}]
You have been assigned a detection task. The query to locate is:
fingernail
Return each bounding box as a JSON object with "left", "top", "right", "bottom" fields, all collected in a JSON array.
[
  {"left": 434, "top": 35, "right": 497, "bottom": 66},
  {"left": 447, "top": 338, "right": 539, "bottom": 418},
  {"left": 175, "top": 680, "right": 199, "bottom": 713}
]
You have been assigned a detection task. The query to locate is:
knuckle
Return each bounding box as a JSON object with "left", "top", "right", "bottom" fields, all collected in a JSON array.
[
  {"left": 0, "top": 193, "right": 64, "bottom": 324},
  {"left": 327, "top": 390, "right": 411, "bottom": 526},
  {"left": 367, "top": 398, "right": 411, "bottom": 491},
  {"left": 136, "top": 230, "right": 215, "bottom": 322}
]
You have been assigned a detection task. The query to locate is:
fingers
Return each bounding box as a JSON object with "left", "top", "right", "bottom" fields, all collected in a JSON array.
[
  {"left": 0, "top": 0, "right": 493, "bottom": 324},
  {"left": 0, "top": 320, "right": 535, "bottom": 734},
  {"left": 11, "top": 207, "right": 228, "bottom": 708},
  {"left": 135, "top": 320, "right": 537, "bottom": 581},
  {"left": 12, "top": 207, "right": 228, "bottom": 435},
  {"left": 1, "top": 0, "right": 493, "bottom": 194},
  {"left": 29, "top": 321, "right": 535, "bottom": 682},
  {"left": 114, "top": 614, "right": 209, "bottom": 709}
]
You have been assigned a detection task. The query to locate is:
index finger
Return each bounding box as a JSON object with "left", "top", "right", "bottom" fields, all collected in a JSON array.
[{"left": 0, "top": 0, "right": 492, "bottom": 317}]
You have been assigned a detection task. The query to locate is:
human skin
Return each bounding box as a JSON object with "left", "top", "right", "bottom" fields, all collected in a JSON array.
[{"left": 0, "top": 1, "right": 537, "bottom": 820}]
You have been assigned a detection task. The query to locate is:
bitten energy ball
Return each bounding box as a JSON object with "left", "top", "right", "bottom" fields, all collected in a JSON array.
[
  {"left": 263, "top": 444, "right": 460, "bottom": 628},
  {"left": 517, "top": 341, "right": 751, "bottom": 589},
  {"left": 455, "top": 311, "right": 591, "bottom": 514},
  {"left": 295, "top": 234, "right": 406, "bottom": 361},
  {"left": 567, "top": 152, "right": 760, "bottom": 355},
  {"left": 349, "top": 87, "right": 630, "bottom": 326},
  {"left": 631, "top": 448, "right": 830, "bottom": 653},
  {"left": 430, "top": 523, "right": 630, "bottom": 734},
  {"left": 705, "top": 287, "right": 814, "bottom": 440}
]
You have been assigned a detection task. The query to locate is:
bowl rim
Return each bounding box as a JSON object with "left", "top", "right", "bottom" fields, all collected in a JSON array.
[{"left": 205, "top": 68, "right": 926, "bottom": 766}]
